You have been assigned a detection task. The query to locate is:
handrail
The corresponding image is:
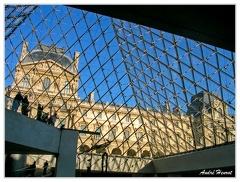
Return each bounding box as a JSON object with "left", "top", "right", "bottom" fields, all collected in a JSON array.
[{"left": 7, "top": 163, "right": 52, "bottom": 177}]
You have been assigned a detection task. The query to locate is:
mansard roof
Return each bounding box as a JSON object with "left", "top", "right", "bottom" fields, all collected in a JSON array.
[{"left": 22, "top": 44, "right": 77, "bottom": 73}]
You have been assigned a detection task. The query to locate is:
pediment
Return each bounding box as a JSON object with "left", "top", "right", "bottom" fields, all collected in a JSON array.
[{"left": 20, "top": 59, "right": 76, "bottom": 76}]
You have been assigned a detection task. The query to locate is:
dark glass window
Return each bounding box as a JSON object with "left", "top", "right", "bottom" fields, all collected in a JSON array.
[
  {"left": 97, "top": 112, "right": 102, "bottom": 119},
  {"left": 110, "top": 129, "right": 116, "bottom": 139},
  {"left": 80, "top": 125, "right": 86, "bottom": 136},
  {"left": 42, "top": 77, "right": 50, "bottom": 90},
  {"left": 124, "top": 130, "right": 130, "bottom": 139},
  {"left": 82, "top": 110, "right": 87, "bottom": 117},
  {"left": 95, "top": 127, "right": 101, "bottom": 138},
  {"left": 138, "top": 132, "right": 143, "bottom": 141},
  {"left": 62, "top": 81, "right": 70, "bottom": 94},
  {"left": 22, "top": 74, "right": 30, "bottom": 88}
]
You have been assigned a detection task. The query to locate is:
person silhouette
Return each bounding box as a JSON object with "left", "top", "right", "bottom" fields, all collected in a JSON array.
[
  {"left": 42, "top": 112, "right": 49, "bottom": 124},
  {"left": 11, "top": 92, "right": 23, "bottom": 112},
  {"left": 48, "top": 112, "right": 58, "bottom": 126},
  {"left": 21, "top": 95, "right": 29, "bottom": 116},
  {"left": 43, "top": 161, "right": 48, "bottom": 175},
  {"left": 27, "top": 161, "right": 36, "bottom": 177},
  {"left": 36, "top": 104, "right": 44, "bottom": 121}
]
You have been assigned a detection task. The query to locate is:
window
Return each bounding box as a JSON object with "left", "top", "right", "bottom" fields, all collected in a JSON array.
[
  {"left": 42, "top": 77, "right": 50, "bottom": 90},
  {"left": 59, "top": 118, "right": 66, "bottom": 125},
  {"left": 82, "top": 110, "right": 87, "bottom": 117},
  {"left": 79, "top": 145, "right": 90, "bottom": 153},
  {"left": 125, "top": 115, "right": 130, "bottom": 122},
  {"left": 110, "top": 129, "right": 116, "bottom": 139},
  {"left": 141, "top": 150, "right": 150, "bottom": 158},
  {"left": 111, "top": 148, "right": 121, "bottom": 155},
  {"left": 80, "top": 125, "right": 86, "bottom": 136},
  {"left": 138, "top": 132, "right": 143, "bottom": 141},
  {"left": 127, "top": 149, "right": 136, "bottom": 157},
  {"left": 61, "top": 103, "right": 67, "bottom": 109},
  {"left": 22, "top": 74, "right": 30, "bottom": 88},
  {"left": 151, "top": 119, "right": 155, "bottom": 125},
  {"left": 138, "top": 117, "right": 142, "bottom": 124},
  {"left": 124, "top": 130, "right": 130, "bottom": 139},
  {"left": 95, "top": 127, "right": 101, "bottom": 138},
  {"left": 97, "top": 112, "right": 102, "bottom": 119},
  {"left": 62, "top": 81, "right": 70, "bottom": 94},
  {"left": 175, "top": 122, "right": 179, "bottom": 128},
  {"left": 111, "top": 114, "right": 116, "bottom": 120}
]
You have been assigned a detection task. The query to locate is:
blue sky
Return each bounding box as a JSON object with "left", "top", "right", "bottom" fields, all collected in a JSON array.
[{"left": 4, "top": 5, "right": 235, "bottom": 115}]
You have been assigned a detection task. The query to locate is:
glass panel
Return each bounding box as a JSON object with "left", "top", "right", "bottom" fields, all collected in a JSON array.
[
  {"left": 42, "top": 77, "right": 50, "bottom": 90},
  {"left": 5, "top": 5, "right": 235, "bottom": 174}
]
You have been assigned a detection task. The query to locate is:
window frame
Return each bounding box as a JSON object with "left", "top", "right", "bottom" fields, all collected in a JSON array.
[
  {"left": 80, "top": 125, "right": 87, "bottom": 136},
  {"left": 109, "top": 129, "right": 116, "bottom": 139},
  {"left": 62, "top": 81, "right": 70, "bottom": 94},
  {"left": 22, "top": 74, "right": 30, "bottom": 88},
  {"left": 42, "top": 77, "right": 51, "bottom": 90}
]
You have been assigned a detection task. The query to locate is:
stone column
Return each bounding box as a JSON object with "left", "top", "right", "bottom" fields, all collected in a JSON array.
[
  {"left": 55, "top": 129, "right": 78, "bottom": 177},
  {"left": 89, "top": 91, "right": 95, "bottom": 104}
]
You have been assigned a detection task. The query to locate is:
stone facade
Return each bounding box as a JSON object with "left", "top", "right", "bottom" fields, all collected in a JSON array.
[{"left": 5, "top": 42, "right": 235, "bottom": 173}]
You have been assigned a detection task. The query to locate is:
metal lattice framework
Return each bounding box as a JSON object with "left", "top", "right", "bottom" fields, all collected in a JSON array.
[{"left": 5, "top": 5, "right": 235, "bottom": 173}]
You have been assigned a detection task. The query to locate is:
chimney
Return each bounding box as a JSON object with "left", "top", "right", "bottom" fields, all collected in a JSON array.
[
  {"left": 74, "top": 52, "right": 80, "bottom": 71},
  {"left": 162, "top": 102, "right": 170, "bottom": 113},
  {"left": 89, "top": 91, "right": 95, "bottom": 103},
  {"left": 20, "top": 41, "right": 29, "bottom": 62}
]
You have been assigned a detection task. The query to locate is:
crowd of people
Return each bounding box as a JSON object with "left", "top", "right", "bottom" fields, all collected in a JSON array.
[{"left": 10, "top": 92, "right": 58, "bottom": 127}]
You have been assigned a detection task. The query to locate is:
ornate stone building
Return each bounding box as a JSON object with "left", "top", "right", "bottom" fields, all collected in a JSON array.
[{"left": 5, "top": 42, "right": 235, "bottom": 173}]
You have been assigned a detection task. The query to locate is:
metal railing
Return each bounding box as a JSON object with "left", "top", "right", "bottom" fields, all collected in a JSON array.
[{"left": 5, "top": 95, "right": 61, "bottom": 128}]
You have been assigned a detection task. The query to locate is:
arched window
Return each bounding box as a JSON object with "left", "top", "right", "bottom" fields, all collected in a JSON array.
[
  {"left": 22, "top": 74, "right": 30, "bottom": 88},
  {"left": 79, "top": 145, "right": 90, "bottom": 153},
  {"left": 42, "top": 77, "right": 50, "bottom": 90},
  {"left": 111, "top": 148, "right": 122, "bottom": 155},
  {"left": 62, "top": 81, "right": 70, "bottom": 94},
  {"left": 127, "top": 149, "right": 136, "bottom": 157},
  {"left": 153, "top": 151, "right": 164, "bottom": 158},
  {"left": 141, "top": 150, "right": 150, "bottom": 158}
]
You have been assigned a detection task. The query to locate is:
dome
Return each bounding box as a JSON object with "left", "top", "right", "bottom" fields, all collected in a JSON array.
[{"left": 22, "top": 50, "right": 77, "bottom": 73}]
